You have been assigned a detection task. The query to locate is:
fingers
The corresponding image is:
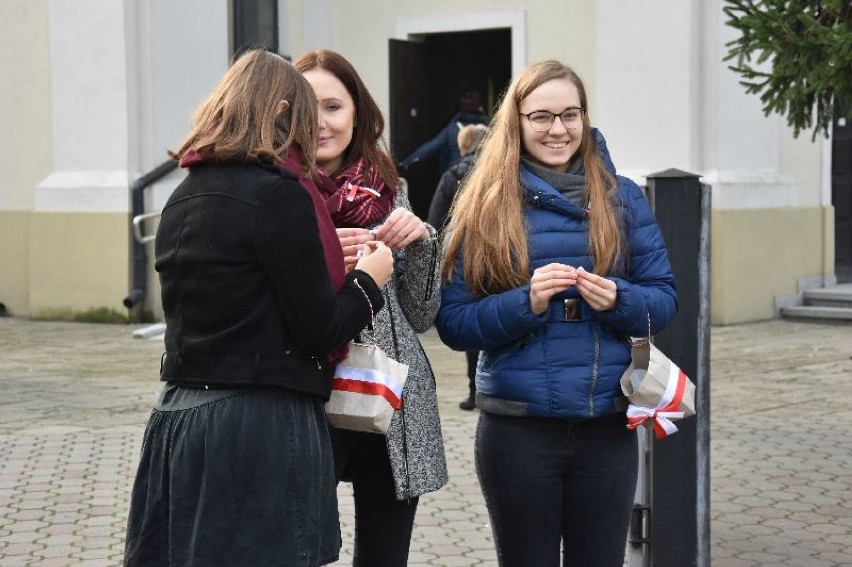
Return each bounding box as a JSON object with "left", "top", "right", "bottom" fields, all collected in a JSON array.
[
  {"left": 337, "top": 227, "right": 371, "bottom": 248},
  {"left": 575, "top": 267, "right": 617, "bottom": 311},
  {"left": 354, "top": 241, "right": 394, "bottom": 286},
  {"left": 527, "top": 264, "right": 617, "bottom": 313},
  {"left": 531, "top": 264, "right": 578, "bottom": 290},
  {"left": 529, "top": 263, "right": 577, "bottom": 314},
  {"left": 338, "top": 228, "right": 371, "bottom": 274},
  {"left": 373, "top": 208, "right": 428, "bottom": 249}
]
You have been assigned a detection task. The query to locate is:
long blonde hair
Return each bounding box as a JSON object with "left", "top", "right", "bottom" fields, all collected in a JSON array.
[
  {"left": 442, "top": 60, "right": 624, "bottom": 295},
  {"left": 173, "top": 49, "right": 318, "bottom": 174}
]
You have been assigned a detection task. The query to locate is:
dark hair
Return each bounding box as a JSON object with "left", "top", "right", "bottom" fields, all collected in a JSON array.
[
  {"left": 293, "top": 49, "right": 397, "bottom": 187},
  {"left": 459, "top": 91, "right": 482, "bottom": 112},
  {"left": 173, "top": 49, "right": 318, "bottom": 172}
]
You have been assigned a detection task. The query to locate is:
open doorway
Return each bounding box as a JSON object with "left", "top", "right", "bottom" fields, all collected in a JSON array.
[
  {"left": 389, "top": 28, "right": 512, "bottom": 220},
  {"left": 833, "top": 101, "right": 852, "bottom": 282}
]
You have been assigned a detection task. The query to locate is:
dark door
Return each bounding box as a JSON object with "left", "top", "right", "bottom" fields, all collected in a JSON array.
[
  {"left": 389, "top": 29, "right": 512, "bottom": 221},
  {"left": 833, "top": 101, "right": 852, "bottom": 282},
  {"left": 389, "top": 38, "right": 435, "bottom": 220}
]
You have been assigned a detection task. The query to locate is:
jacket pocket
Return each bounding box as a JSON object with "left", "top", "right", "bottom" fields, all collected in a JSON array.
[{"left": 480, "top": 331, "right": 537, "bottom": 371}]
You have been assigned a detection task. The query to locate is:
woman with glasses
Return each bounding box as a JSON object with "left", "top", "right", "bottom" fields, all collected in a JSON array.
[{"left": 436, "top": 60, "right": 678, "bottom": 566}]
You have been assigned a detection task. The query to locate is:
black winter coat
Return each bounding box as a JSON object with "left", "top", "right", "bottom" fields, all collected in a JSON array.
[
  {"left": 155, "top": 162, "right": 383, "bottom": 398},
  {"left": 427, "top": 152, "right": 477, "bottom": 232}
]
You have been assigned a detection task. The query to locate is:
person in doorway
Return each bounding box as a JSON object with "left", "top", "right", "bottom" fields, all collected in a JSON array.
[
  {"left": 123, "top": 49, "right": 395, "bottom": 567},
  {"left": 293, "top": 49, "right": 448, "bottom": 566},
  {"left": 399, "top": 91, "right": 490, "bottom": 174},
  {"left": 436, "top": 59, "right": 678, "bottom": 566},
  {"left": 426, "top": 123, "right": 488, "bottom": 410},
  {"left": 427, "top": 123, "right": 488, "bottom": 233}
]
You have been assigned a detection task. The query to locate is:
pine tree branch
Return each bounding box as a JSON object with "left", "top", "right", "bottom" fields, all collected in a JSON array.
[{"left": 723, "top": 0, "right": 852, "bottom": 140}]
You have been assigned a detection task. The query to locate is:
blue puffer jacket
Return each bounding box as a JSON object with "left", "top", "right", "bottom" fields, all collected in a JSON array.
[{"left": 436, "top": 151, "right": 677, "bottom": 420}]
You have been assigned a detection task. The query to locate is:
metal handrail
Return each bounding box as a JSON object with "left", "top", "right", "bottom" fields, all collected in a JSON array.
[{"left": 132, "top": 211, "right": 161, "bottom": 244}]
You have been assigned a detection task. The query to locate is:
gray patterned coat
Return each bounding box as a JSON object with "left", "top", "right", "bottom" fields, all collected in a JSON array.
[{"left": 356, "top": 191, "right": 448, "bottom": 500}]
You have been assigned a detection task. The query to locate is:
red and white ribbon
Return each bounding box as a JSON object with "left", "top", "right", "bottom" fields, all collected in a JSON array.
[
  {"left": 344, "top": 181, "right": 382, "bottom": 201},
  {"left": 626, "top": 363, "right": 688, "bottom": 439}
]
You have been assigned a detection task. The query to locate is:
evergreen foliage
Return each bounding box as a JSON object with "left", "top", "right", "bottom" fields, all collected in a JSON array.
[{"left": 723, "top": 0, "right": 852, "bottom": 140}]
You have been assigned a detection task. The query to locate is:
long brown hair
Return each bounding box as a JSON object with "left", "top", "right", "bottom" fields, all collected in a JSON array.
[
  {"left": 292, "top": 49, "right": 397, "bottom": 187},
  {"left": 442, "top": 60, "right": 624, "bottom": 295},
  {"left": 173, "top": 49, "right": 318, "bottom": 173}
]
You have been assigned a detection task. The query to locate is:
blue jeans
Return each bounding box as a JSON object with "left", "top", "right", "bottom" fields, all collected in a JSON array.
[{"left": 475, "top": 411, "right": 637, "bottom": 567}]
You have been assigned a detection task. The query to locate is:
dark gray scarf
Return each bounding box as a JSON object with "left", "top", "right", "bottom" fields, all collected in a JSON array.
[{"left": 522, "top": 156, "right": 586, "bottom": 207}]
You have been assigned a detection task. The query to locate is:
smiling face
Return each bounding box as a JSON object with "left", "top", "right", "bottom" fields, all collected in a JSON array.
[
  {"left": 519, "top": 77, "right": 583, "bottom": 173},
  {"left": 302, "top": 67, "right": 356, "bottom": 174}
]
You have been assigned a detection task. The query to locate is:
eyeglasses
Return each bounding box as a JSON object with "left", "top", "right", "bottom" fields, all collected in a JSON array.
[{"left": 519, "top": 107, "right": 585, "bottom": 132}]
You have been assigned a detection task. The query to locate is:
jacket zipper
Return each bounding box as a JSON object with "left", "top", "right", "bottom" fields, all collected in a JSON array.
[
  {"left": 423, "top": 239, "right": 438, "bottom": 301},
  {"left": 588, "top": 324, "right": 601, "bottom": 417}
]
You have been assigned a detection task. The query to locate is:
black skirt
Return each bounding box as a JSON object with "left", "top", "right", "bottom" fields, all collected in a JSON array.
[{"left": 124, "top": 384, "right": 340, "bottom": 567}]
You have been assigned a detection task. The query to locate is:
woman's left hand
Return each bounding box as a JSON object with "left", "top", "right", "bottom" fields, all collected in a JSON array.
[
  {"left": 575, "top": 267, "right": 617, "bottom": 311},
  {"left": 372, "top": 207, "right": 429, "bottom": 250}
]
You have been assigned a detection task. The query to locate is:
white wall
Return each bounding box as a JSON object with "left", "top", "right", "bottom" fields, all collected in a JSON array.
[
  {"left": 35, "top": 0, "right": 131, "bottom": 212},
  {"left": 130, "top": 0, "right": 229, "bottom": 211},
  {"left": 48, "top": 0, "right": 128, "bottom": 173},
  {"left": 594, "top": 0, "right": 823, "bottom": 214},
  {"left": 0, "top": 0, "right": 53, "bottom": 211},
  {"left": 595, "top": 0, "right": 698, "bottom": 180}
]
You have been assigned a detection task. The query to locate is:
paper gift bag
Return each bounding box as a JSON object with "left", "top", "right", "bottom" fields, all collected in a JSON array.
[
  {"left": 325, "top": 342, "right": 409, "bottom": 435},
  {"left": 621, "top": 338, "right": 696, "bottom": 439}
]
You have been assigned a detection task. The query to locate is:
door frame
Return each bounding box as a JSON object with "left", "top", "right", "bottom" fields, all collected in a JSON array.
[{"left": 393, "top": 9, "right": 526, "bottom": 77}]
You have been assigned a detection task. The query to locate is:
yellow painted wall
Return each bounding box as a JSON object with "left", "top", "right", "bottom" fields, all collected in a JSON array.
[
  {"left": 711, "top": 206, "right": 832, "bottom": 324},
  {"left": 0, "top": 212, "right": 31, "bottom": 316},
  {"left": 28, "top": 212, "right": 129, "bottom": 315}
]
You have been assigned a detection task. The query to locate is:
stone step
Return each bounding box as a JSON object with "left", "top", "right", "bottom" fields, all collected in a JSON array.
[
  {"left": 780, "top": 305, "right": 852, "bottom": 323},
  {"left": 803, "top": 285, "right": 852, "bottom": 308}
]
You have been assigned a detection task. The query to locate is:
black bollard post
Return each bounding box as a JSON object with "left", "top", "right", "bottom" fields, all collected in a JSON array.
[{"left": 642, "top": 169, "right": 711, "bottom": 567}]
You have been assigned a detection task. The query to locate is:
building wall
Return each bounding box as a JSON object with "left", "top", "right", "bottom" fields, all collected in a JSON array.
[
  {"left": 0, "top": 0, "right": 228, "bottom": 319},
  {"left": 0, "top": 212, "right": 31, "bottom": 315},
  {"left": 322, "top": 1, "right": 598, "bottom": 138},
  {"left": 0, "top": 0, "right": 53, "bottom": 316},
  {"left": 712, "top": 207, "right": 830, "bottom": 323},
  {"left": 1, "top": 0, "right": 834, "bottom": 324},
  {"left": 28, "top": 213, "right": 129, "bottom": 314},
  {"left": 593, "top": 0, "right": 831, "bottom": 323},
  {"left": 25, "top": 0, "right": 132, "bottom": 318}
]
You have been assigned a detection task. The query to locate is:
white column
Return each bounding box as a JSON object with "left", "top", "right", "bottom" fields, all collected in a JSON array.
[
  {"left": 595, "top": 0, "right": 699, "bottom": 181},
  {"left": 35, "top": 0, "right": 131, "bottom": 212}
]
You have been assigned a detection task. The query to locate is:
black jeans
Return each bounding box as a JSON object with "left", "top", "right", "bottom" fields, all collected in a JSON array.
[
  {"left": 330, "top": 428, "right": 418, "bottom": 567},
  {"left": 475, "top": 411, "right": 638, "bottom": 567}
]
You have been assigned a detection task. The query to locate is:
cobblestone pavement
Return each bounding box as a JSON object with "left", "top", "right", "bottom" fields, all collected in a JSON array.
[{"left": 0, "top": 317, "right": 850, "bottom": 566}]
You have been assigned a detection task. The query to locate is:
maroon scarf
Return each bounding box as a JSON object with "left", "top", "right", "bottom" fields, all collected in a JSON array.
[
  {"left": 315, "top": 157, "right": 397, "bottom": 228},
  {"left": 179, "top": 148, "right": 348, "bottom": 362},
  {"left": 274, "top": 148, "right": 346, "bottom": 292}
]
